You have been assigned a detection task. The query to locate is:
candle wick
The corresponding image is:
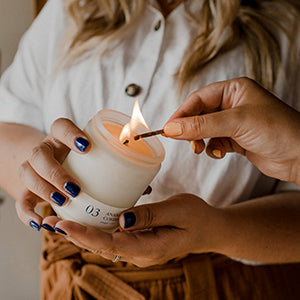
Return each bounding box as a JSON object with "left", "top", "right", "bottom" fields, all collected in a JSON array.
[{"left": 123, "top": 140, "right": 129, "bottom": 145}]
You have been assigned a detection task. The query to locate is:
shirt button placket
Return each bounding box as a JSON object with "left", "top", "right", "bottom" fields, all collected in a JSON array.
[{"left": 123, "top": 14, "right": 164, "bottom": 103}]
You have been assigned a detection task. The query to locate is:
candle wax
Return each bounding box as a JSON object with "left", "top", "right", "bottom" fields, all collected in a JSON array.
[{"left": 103, "top": 122, "right": 154, "bottom": 157}]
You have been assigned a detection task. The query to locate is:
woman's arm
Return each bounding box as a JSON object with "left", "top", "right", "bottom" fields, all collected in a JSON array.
[
  {"left": 217, "top": 192, "right": 300, "bottom": 263},
  {"left": 0, "top": 122, "right": 45, "bottom": 200}
]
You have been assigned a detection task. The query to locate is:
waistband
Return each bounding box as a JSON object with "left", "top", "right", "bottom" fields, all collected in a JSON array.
[{"left": 40, "top": 230, "right": 222, "bottom": 300}]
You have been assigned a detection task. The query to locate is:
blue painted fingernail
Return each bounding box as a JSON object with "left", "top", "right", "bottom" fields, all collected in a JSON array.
[
  {"left": 75, "top": 137, "right": 89, "bottom": 152},
  {"left": 64, "top": 182, "right": 81, "bottom": 198},
  {"left": 51, "top": 192, "right": 67, "bottom": 206},
  {"left": 54, "top": 227, "right": 67, "bottom": 235},
  {"left": 29, "top": 220, "right": 40, "bottom": 231},
  {"left": 124, "top": 212, "right": 136, "bottom": 228},
  {"left": 41, "top": 223, "right": 55, "bottom": 232}
]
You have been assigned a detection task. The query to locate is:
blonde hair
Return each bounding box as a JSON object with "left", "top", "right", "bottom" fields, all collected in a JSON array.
[{"left": 63, "top": 0, "right": 299, "bottom": 92}]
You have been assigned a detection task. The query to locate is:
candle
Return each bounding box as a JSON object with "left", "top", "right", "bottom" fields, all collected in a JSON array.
[
  {"left": 103, "top": 122, "right": 154, "bottom": 157},
  {"left": 51, "top": 108, "right": 165, "bottom": 232}
]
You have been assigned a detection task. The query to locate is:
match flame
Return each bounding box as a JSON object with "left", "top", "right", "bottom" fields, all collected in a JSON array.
[{"left": 119, "top": 99, "right": 149, "bottom": 143}]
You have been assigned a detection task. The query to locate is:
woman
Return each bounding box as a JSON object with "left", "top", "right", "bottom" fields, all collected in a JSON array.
[{"left": 0, "top": 0, "right": 299, "bottom": 299}]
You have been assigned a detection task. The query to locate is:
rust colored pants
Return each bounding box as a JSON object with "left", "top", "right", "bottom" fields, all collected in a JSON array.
[{"left": 40, "top": 230, "right": 300, "bottom": 300}]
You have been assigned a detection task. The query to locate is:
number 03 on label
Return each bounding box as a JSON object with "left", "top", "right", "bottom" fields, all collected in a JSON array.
[{"left": 85, "top": 205, "right": 100, "bottom": 217}]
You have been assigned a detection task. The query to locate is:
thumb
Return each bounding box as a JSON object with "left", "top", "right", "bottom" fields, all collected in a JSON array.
[
  {"left": 163, "top": 108, "right": 242, "bottom": 141},
  {"left": 119, "top": 199, "right": 186, "bottom": 230}
]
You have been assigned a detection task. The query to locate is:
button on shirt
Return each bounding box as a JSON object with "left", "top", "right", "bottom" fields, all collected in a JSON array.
[
  {"left": 0, "top": 0, "right": 299, "bottom": 210},
  {"left": 125, "top": 84, "right": 141, "bottom": 97}
]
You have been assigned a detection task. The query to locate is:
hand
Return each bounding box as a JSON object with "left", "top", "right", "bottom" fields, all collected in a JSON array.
[
  {"left": 163, "top": 77, "right": 300, "bottom": 185},
  {"left": 16, "top": 118, "right": 90, "bottom": 229},
  {"left": 45, "top": 193, "right": 223, "bottom": 267}
]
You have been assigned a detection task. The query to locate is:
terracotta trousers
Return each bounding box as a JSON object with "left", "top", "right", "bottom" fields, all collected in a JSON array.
[{"left": 40, "top": 229, "right": 300, "bottom": 300}]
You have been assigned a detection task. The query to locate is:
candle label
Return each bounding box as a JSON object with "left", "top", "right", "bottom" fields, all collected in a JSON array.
[{"left": 52, "top": 191, "right": 129, "bottom": 231}]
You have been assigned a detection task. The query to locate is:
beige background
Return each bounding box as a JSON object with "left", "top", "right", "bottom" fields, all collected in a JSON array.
[{"left": 0, "top": 0, "right": 41, "bottom": 299}]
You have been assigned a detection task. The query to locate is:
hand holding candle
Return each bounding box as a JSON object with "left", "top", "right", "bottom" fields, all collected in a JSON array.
[
  {"left": 17, "top": 101, "right": 165, "bottom": 232},
  {"left": 52, "top": 100, "right": 165, "bottom": 231}
]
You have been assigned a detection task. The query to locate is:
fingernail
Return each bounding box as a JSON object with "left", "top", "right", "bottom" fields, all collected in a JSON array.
[
  {"left": 41, "top": 223, "right": 56, "bottom": 232},
  {"left": 190, "top": 141, "right": 196, "bottom": 153},
  {"left": 212, "top": 149, "right": 222, "bottom": 158},
  {"left": 123, "top": 212, "right": 136, "bottom": 228},
  {"left": 51, "top": 192, "right": 67, "bottom": 206},
  {"left": 164, "top": 122, "right": 183, "bottom": 137},
  {"left": 64, "top": 182, "right": 81, "bottom": 198},
  {"left": 29, "top": 220, "right": 40, "bottom": 231},
  {"left": 75, "top": 137, "right": 89, "bottom": 152},
  {"left": 53, "top": 227, "right": 67, "bottom": 235}
]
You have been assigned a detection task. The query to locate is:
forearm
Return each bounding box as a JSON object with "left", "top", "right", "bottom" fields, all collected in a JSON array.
[
  {"left": 0, "top": 122, "right": 45, "bottom": 200},
  {"left": 215, "top": 192, "right": 300, "bottom": 263}
]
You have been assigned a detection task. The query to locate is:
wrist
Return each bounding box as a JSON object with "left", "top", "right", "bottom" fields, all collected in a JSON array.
[
  {"left": 212, "top": 208, "right": 233, "bottom": 255},
  {"left": 198, "top": 207, "right": 232, "bottom": 255}
]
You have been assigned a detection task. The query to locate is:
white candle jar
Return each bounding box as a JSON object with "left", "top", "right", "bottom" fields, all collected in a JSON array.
[{"left": 52, "top": 110, "right": 165, "bottom": 232}]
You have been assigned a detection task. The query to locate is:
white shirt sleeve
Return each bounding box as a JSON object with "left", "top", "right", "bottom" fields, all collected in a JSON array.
[{"left": 0, "top": 0, "right": 66, "bottom": 131}]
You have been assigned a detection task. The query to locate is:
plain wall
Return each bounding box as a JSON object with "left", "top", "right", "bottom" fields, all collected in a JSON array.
[
  {"left": 0, "top": 0, "right": 33, "bottom": 72},
  {"left": 0, "top": 1, "right": 41, "bottom": 299}
]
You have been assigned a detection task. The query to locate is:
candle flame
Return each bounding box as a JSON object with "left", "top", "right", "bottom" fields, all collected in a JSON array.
[{"left": 119, "top": 99, "right": 149, "bottom": 144}]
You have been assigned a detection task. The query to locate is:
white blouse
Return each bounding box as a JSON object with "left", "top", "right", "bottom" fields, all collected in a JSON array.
[{"left": 0, "top": 0, "right": 299, "bottom": 209}]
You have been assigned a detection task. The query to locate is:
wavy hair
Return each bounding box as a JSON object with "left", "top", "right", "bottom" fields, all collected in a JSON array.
[{"left": 63, "top": 0, "right": 299, "bottom": 92}]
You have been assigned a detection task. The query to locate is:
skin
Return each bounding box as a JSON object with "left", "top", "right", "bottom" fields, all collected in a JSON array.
[
  {"left": 0, "top": 78, "right": 299, "bottom": 267},
  {"left": 164, "top": 77, "right": 300, "bottom": 186},
  {"left": 0, "top": 0, "right": 299, "bottom": 267}
]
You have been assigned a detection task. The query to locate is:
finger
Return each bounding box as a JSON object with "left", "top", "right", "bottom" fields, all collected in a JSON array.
[
  {"left": 53, "top": 220, "right": 182, "bottom": 267},
  {"left": 19, "top": 160, "right": 70, "bottom": 206},
  {"left": 52, "top": 220, "right": 145, "bottom": 261},
  {"left": 163, "top": 108, "right": 242, "bottom": 141},
  {"left": 206, "top": 137, "right": 246, "bottom": 158},
  {"left": 168, "top": 92, "right": 206, "bottom": 121},
  {"left": 27, "top": 143, "right": 81, "bottom": 198},
  {"left": 119, "top": 198, "right": 189, "bottom": 230},
  {"left": 50, "top": 118, "right": 90, "bottom": 154},
  {"left": 15, "top": 190, "right": 43, "bottom": 230},
  {"left": 168, "top": 78, "right": 253, "bottom": 123},
  {"left": 190, "top": 140, "right": 205, "bottom": 154},
  {"left": 52, "top": 220, "right": 117, "bottom": 256},
  {"left": 168, "top": 80, "right": 236, "bottom": 122},
  {"left": 40, "top": 215, "right": 62, "bottom": 233}
]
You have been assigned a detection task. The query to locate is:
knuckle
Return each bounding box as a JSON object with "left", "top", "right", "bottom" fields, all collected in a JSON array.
[
  {"left": 51, "top": 118, "right": 68, "bottom": 132},
  {"left": 89, "top": 248, "right": 103, "bottom": 256},
  {"left": 238, "top": 76, "right": 253, "bottom": 86},
  {"left": 152, "top": 248, "right": 166, "bottom": 263},
  {"left": 51, "top": 118, "right": 78, "bottom": 143},
  {"left": 188, "top": 116, "right": 204, "bottom": 137},
  {"left": 47, "top": 166, "right": 63, "bottom": 184},
  {"left": 31, "top": 181, "right": 48, "bottom": 199},
  {"left": 30, "top": 145, "right": 44, "bottom": 161},
  {"left": 18, "top": 161, "right": 29, "bottom": 180},
  {"left": 141, "top": 206, "right": 155, "bottom": 227}
]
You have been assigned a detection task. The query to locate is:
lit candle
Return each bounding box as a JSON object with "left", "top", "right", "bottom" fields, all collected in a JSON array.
[{"left": 51, "top": 101, "right": 165, "bottom": 232}]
